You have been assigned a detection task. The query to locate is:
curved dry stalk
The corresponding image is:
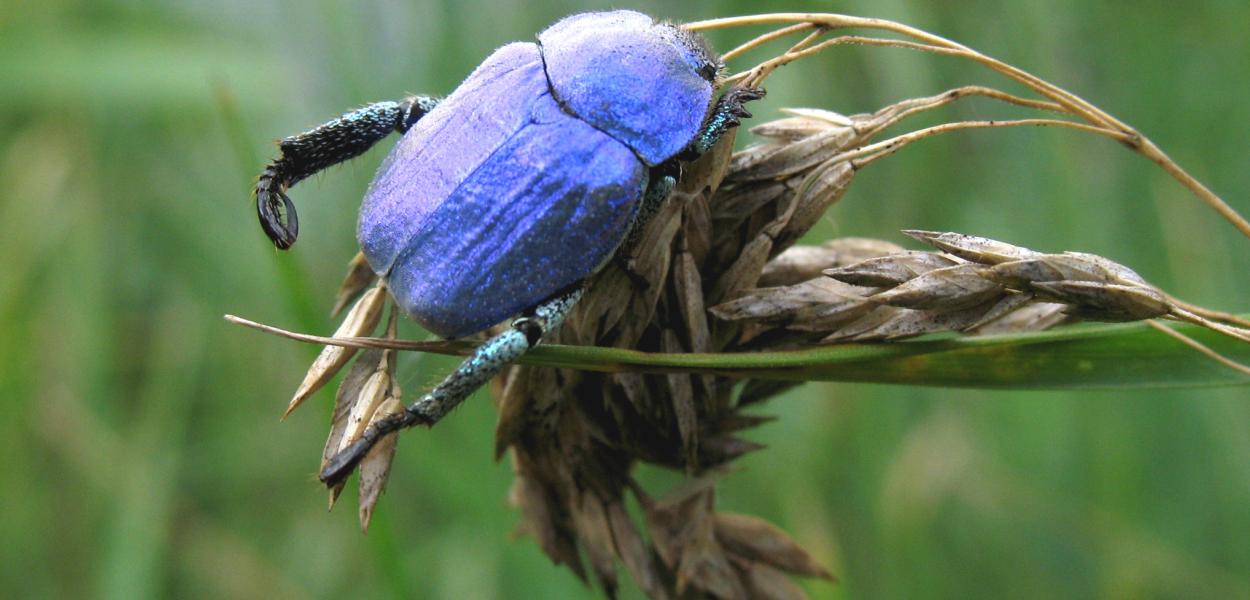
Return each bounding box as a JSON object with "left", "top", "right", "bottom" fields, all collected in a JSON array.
[
  {"left": 1148, "top": 321, "right": 1250, "bottom": 378},
  {"left": 686, "top": 13, "right": 1250, "bottom": 242},
  {"left": 722, "top": 25, "right": 834, "bottom": 88},
  {"left": 1168, "top": 307, "right": 1250, "bottom": 345},
  {"left": 723, "top": 35, "right": 967, "bottom": 89},
  {"left": 1166, "top": 298, "right": 1250, "bottom": 330},
  {"left": 830, "top": 118, "right": 1132, "bottom": 169},
  {"left": 857, "top": 86, "right": 1065, "bottom": 141},
  {"left": 719, "top": 22, "right": 817, "bottom": 63},
  {"left": 687, "top": 13, "right": 1124, "bottom": 126},
  {"left": 224, "top": 314, "right": 467, "bottom": 354},
  {"left": 717, "top": 23, "right": 811, "bottom": 63}
]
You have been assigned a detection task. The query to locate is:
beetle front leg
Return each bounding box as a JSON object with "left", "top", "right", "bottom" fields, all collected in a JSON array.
[
  {"left": 318, "top": 286, "right": 584, "bottom": 487},
  {"left": 679, "top": 86, "right": 767, "bottom": 160},
  {"left": 256, "top": 95, "right": 440, "bottom": 248}
]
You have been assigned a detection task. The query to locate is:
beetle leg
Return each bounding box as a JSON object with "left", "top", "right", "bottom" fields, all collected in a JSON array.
[
  {"left": 680, "top": 86, "right": 767, "bottom": 160},
  {"left": 318, "top": 286, "right": 585, "bottom": 487},
  {"left": 614, "top": 161, "right": 680, "bottom": 287},
  {"left": 256, "top": 95, "right": 440, "bottom": 249}
]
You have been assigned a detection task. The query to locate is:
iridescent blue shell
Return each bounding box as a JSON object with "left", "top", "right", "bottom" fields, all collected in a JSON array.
[
  {"left": 539, "top": 11, "right": 715, "bottom": 166},
  {"left": 358, "top": 11, "right": 713, "bottom": 338}
]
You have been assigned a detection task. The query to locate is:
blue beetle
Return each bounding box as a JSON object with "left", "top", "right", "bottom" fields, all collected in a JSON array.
[{"left": 254, "top": 10, "right": 763, "bottom": 486}]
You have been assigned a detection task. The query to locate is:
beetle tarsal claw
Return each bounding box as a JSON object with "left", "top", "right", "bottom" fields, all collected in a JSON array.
[
  {"left": 318, "top": 438, "right": 366, "bottom": 487},
  {"left": 257, "top": 185, "right": 299, "bottom": 249},
  {"left": 727, "top": 87, "right": 766, "bottom": 119},
  {"left": 319, "top": 409, "right": 430, "bottom": 487}
]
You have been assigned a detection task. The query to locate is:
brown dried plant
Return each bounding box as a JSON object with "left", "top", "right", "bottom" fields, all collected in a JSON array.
[{"left": 227, "top": 12, "right": 1250, "bottom": 599}]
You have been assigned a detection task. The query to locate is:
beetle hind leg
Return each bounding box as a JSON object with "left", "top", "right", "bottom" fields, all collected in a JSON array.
[
  {"left": 255, "top": 95, "right": 440, "bottom": 248},
  {"left": 319, "top": 286, "right": 585, "bottom": 488}
]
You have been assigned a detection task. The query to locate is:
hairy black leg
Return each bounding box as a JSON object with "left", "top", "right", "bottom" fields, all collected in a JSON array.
[
  {"left": 256, "top": 95, "right": 440, "bottom": 248},
  {"left": 319, "top": 286, "right": 585, "bottom": 487},
  {"left": 678, "top": 86, "right": 767, "bottom": 161}
]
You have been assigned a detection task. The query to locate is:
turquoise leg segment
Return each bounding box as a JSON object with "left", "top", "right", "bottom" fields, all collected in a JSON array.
[
  {"left": 620, "top": 163, "right": 678, "bottom": 257},
  {"left": 319, "top": 285, "right": 584, "bottom": 486},
  {"left": 682, "top": 86, "right": 766, "bottom": 159}
]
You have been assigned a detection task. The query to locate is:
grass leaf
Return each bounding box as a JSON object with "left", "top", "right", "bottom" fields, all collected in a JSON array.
[{"left": 518, "top": 320, "right": 1250, "bottom": 390}]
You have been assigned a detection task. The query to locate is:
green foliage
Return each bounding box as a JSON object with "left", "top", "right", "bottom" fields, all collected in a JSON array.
[{"left": 2, "top": 1, "right": 1249, "bottom": 598}]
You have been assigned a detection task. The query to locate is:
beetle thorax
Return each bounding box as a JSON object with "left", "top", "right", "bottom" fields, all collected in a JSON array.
[{"left": 538, "top": 10, "right": 717, "bottom": 166}]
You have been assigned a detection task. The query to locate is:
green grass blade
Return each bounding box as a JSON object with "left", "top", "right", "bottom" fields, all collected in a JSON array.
[{"left": 516, "top": 321, "right": 1250, "bottom": 390}]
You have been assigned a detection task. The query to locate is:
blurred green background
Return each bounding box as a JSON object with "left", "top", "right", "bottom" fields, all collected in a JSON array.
[{"left": 3, "top": 0, "right": 1250, "bottom": 598}]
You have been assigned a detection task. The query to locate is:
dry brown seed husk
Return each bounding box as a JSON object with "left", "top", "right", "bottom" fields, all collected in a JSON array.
[
  {"left": 870, "top": 263, "right": 1004, "bottom": 312},
  {"left": 743, "top": 562, "right": 810, "bottom": 600},
  {"left": 662, "top": 329, "right": 699, "bottom": 472},
  {"left": 713, "top": 512, "right": 832, "bottom": 579},
  {"left": 715, "top": 413, "right": 778, "bottom": 433},
  {"left": 682, "top": 194, "right": 714, "bottom": 267},
  {"left": 729, "top": 126, "right": 857, "bottom": 181},
  {"left": 710, "top": 277, "right": 869, "bottom": 325},
  {"left": 708, "top": 227, "right": 778, "bottom": 305},
  {"left": 709, "top": 180, "right": 789, "bottom": 223},
  {"left": 673, "top": 250, "right": 710, "bottom": 353},
  {"left": 761, "top": 238, "right": 908, "bottom": 289},
  {"left": 992, "top": 256, "right": 1102, "bottom": 287},
  {"left": 825, "top": 251, "right": 959, "bottom": 287},
  {"left": 358, "top": 394, "right": 403, "bottom": 532},
  {"left": 678, "top": 524, "right": 747, "bottom": 598},
  {"left": 771, "top": 161, "right": 856, "bottom": 252},
  {"left": 904, "top": 230, "right": 1040, "bottom": 264},
  {"left": 970, "top": 301, "right": 1070, "bottom": 335},
  {"left": 1063, "top": 251, "right": 1150, "bottom": 284},
  {"left": 698, "top": 436, "right": 765, "bottom": 466},
  {"left": 285, "top": 284, "right": 386, "bottom": 418},
  {"left": 607, "top": 502, "right": 669, "bottom": 600},
  {"left": 649, "top": 488, "right": 747, "bottom": 599},
  {"left": 961, "top": 292, "right": 1036, "bottom": 331},
  {"left": 747, "top": 108, "right": 853, "bottom": 142},
  {"left": 823, "top": 299, "right": 1007, "bottom": 342},
  {"left": 323, "top": 348, "right": 385, "bottom": 508},
  {"left": 759, "top": 244, "right": 842, "bottom": 287},
  {"left": 995, "top": 253, "right": 1147, "bottom": 291},
  {"left": 641, "top": 474, "right": 721, "bottom": 569},
  {"left": 824, "top": 237, "right": 909, "bottom": 265},
  {"left": 578, "top": 190, "right": 684, "bottom": 346},
  {"left": 338, "top": 369, "right": 390, "bottom": 453},
  {"left": 570, "top": 494, "right": 619, "bottom": 594},
  {"left": 507, "top": 452, "right": 586, "bottom": 580},
  {"left": 331, "top": 252, "right": 377, "bottom": 318},
  {"left": 1034, "top": 281, "right": 1172, "bottom": 321}
]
